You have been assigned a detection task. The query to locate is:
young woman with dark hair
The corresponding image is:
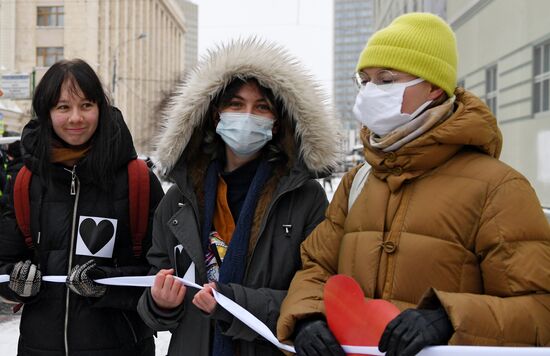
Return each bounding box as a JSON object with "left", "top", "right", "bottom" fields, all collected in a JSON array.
[
  {"left": 0, "top": 58, "right": 164, "bottom": 356},
  {"left": 30, "top": 59, "right": 119, "bottom": 189},
  {"left": 137, "top": 39, "right": 340, "bottom": 356}
]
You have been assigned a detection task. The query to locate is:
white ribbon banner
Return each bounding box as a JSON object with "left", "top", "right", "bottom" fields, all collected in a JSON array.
[{"left": 1, "top": 274, "right": 548, "bottom": 355}]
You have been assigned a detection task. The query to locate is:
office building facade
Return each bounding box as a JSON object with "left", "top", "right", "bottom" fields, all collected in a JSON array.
[
  {"left": 0, "top": 0, "right": 190, "bottom": 154},
  {"left": 333, "top": 0, "right": 374, "bottom": 152}
]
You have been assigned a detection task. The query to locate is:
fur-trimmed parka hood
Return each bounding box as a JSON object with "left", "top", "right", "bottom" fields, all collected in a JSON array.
[{"left": 154, "top": 38, "right": 341, "bottom": 178}]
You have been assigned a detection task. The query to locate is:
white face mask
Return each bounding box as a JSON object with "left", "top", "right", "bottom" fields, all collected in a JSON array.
[
  {"left": 352, "top": 78, "right": 433, "bottom": 136},
  {"left": 216, "top": 112, "right": 274, "bottom": 157}
]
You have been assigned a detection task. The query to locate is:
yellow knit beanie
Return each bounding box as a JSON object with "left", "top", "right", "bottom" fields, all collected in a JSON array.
[{"left": 356, "top": 12, "right": 457, "bottom": 97}]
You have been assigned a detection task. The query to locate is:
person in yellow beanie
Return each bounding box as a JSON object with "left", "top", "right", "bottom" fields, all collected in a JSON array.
[{"left": 277, "top": 12, "right": 550, "bottom": 356}]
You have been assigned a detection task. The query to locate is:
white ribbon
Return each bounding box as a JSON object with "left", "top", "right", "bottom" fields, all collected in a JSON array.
[{"left": 1, "top": 274, "right": 548, "bottom": 355}]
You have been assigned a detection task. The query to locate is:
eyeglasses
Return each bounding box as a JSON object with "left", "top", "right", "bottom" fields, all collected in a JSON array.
[{"left": 353, "top": 70, "right": 402, "bottom": 91}]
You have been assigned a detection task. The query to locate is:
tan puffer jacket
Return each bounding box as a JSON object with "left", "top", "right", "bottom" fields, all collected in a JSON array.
[{"left": 278, "top": 88, "right": 550, "bottom": 346}]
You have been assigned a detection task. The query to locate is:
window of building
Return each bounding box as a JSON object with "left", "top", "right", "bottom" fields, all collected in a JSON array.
[
  {"left": 533, "top": 41, "right": 550, "bottom": 114},
  {"left": 37, "top": 6, "right": 64, "bottom": 27},
  {"left": 485, "top": 65, "right": 497, "bottom": 115},
  {"left": 36, "top": 47, "right": 64, "bottom": 67}
]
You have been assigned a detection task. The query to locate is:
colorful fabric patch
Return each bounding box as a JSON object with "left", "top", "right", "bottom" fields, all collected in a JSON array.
[{"left": 204, "top": 231, "right": 228, "bottom": 283}]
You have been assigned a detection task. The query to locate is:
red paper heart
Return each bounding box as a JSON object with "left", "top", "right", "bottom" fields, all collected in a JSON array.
[{"left": 324, "top": 275, "right": 400, "bottom": 355}]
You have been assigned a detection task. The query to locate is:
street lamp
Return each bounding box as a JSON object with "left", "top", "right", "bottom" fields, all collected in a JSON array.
[{"left": 111, "top": 32, "right": 147, "bottom": 104}]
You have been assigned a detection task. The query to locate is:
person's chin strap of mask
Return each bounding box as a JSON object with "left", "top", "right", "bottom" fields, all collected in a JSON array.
[{"left": 353, "top": 77, "right": 433, "bottom": 137}]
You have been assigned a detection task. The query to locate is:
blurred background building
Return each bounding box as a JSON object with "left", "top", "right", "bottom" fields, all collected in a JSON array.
[
  {"left": 2, "top": 0, "right": 550, "bottom": 207},
  {"left": 333, "top": 0, "right": 374, "bottom": 159},
  {"left": 177, "top": 0, "right": 198, "bottom": 69},
  {"left": 373, "top": 0, "right": 446, "bottom": 28},
  {"left": 0, "top": 0, "right": 198, "bottom": 154},
  {"left": 332, "top": 0, "right": 550, "bottom": 206},
  {"left": 448, "top": 0, "right": 550, "bottom": 207}
]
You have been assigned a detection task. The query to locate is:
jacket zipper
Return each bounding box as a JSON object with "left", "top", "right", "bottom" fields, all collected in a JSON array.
[{"left": 64, "top": 165, "right": 79, "bottom": 356}]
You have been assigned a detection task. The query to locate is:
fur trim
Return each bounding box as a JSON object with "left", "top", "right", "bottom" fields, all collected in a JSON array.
[{"left": 155, "top": 37, "right": 341, "bottom": 176}]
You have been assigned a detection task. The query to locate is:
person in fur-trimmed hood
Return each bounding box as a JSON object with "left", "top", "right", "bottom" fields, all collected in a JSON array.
[{"left": 137, "top": 38, "right": 340, "bottom": 356}]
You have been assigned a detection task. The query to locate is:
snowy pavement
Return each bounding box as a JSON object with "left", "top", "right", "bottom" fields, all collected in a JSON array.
[
  {"left": 0, "top": 315, "right": 172, "bottom": 356},
  {"left": 0, "top": 175, "right": 343, "bottom": 355},
  {"left": 0, "top": 317, "right": 19, "bottom": 354}
]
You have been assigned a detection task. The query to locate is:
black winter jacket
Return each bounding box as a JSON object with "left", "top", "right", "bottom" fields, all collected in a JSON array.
[{"left": 0, "top": 109, "right": 164, "bottom": 356}]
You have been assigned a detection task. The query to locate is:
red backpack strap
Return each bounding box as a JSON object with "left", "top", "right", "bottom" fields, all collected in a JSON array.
[
  {"left": 127, "top": 159, "right": 150, "bottom": 258},
  {"left": 13, "top": 166, "right": 34, "bottom": 249}
]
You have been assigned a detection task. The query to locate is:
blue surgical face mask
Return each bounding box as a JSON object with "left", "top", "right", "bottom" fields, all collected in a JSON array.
[{"left": 215, "top": 112, "right": 275, "bottom": 157}]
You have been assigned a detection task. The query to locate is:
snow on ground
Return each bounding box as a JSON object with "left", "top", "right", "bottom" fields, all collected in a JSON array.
[
  {"left": 317, "top": 174, "right": 342, "bottom": 202},
  {"left": 0, "top": 317, "right": 20, "bottom": 354},
  {"left": 0, "top": 316, "right": 172, "bottom": 356},
  {"left": 0, "top": 175, "right": 342, "bottom": 355},
  {"left": 154, "top": 331, "right": 172, "bottom": 356}
]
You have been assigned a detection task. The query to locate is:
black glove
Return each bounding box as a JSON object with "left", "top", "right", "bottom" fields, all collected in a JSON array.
[
  {"left": 294, "top": 318, "right": 345, "bottom": 356},
  {"left": 9, "top": 260, "right": 42, "bottom": 297},
  {"left": 379, "top": 307, "right": 453, "bottom": 356},
  {"left": 66, "top": 260, "right": 107, "bottom": 298}
]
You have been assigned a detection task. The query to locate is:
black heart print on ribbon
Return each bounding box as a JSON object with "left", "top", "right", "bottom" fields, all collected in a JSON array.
[{"left": 79, "top": 218, "right": 115, "bottom": 254}]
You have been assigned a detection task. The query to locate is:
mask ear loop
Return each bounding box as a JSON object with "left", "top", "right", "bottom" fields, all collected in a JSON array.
[{"left": 400, "top": 78, "right": 429, "bottom": 118}]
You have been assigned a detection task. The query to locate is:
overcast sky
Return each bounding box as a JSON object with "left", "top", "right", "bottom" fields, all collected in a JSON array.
[{"left": 190, "top": 0, "right": 334, "bottom": 96}]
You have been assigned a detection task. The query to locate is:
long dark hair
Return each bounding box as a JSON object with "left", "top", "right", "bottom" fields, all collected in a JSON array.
[
  {"left": 201, "top": 78, "right": 291, "bottom": 165},
  {"left": 31, "top": 59, "right": 118, "bottom": 189}
]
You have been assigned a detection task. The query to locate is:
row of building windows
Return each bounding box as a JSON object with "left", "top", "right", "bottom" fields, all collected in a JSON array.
[
  {"left": 37, "top": 6, "right": 64, "bottom": 27},
  {"left": 534, "top": 41, "right": 550, "bottom": 113},
  {"left": 462, "top": 41, "right": 550, "bottom": 118},
  {"left": 335, "top": 2, "right": 372, "bottom": 12},
  {"left": 335, "top": 40, "right": 367, "bottom": 48},
  {"left": 374, "top": 0, "right": 423, "bottom": 13},
  {"left": 485, "top": 65, "right": 497, "bottom": 116},
  {"left": 335, "top": 10, "right": 372, "bottom": 20},
  {"left": 335, "top": 21, "right": 373, "bottom": 31},
  {"left": 36, "top": 47, "right": 64, "bottom": 67},
  {"left": 335, "top": 36, "right": 369, "bottom": 45},
  {"left": 335, "top": 52, "right": 363, "bottom": 62}
]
